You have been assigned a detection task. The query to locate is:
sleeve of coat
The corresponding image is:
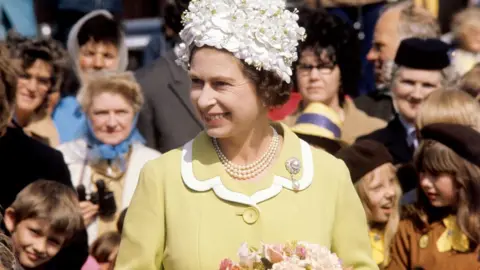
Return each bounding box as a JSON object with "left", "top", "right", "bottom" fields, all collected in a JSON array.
[
  {"left": 115, "top": 159, "right": 165, "bottom": 270},
  {"left": 386, "top": 220, "right": 412, "bottom": 270},
  {"left": 331, "top": 160, "right": 379, "bottom": 270}
]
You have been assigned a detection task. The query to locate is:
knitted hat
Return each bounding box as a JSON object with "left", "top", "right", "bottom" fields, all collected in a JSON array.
[
  {"left": 335, "top": 140, "right": 394, "bottom": 183},
  {"left": 420, "top": 123, "right": 480, "bottom": 166},
  {"left": 395, "top": 38, "right": 450, "bottom": 70}
]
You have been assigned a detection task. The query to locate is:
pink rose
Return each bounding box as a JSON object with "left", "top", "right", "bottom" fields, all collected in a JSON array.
[
  {"left": 295, "top": 245, "right": 307, "bottom": 259},
  {"left": 219, "top": 259, "right": 233, "bottom": 270},
  {"left": 265, "top": 244, "right": 285, "bottom": 263}
]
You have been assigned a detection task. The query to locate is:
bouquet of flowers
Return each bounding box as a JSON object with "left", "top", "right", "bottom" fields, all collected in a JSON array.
[{"left": 219, "top": 241, "right": 344, "bottom": 270}]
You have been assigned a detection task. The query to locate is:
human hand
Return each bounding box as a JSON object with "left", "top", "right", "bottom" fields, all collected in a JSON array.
[{"left": 79, "top": 201, "right": 99, "bottom": 226}]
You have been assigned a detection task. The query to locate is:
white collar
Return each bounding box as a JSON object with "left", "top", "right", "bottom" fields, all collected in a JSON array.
[{"left": 180, "top": 138, "right": 314, "bottom": 208}]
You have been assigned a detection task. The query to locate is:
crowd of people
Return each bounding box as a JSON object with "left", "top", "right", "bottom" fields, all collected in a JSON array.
[{"left": 1, "top": 0, "right": 480, "bottom": 269}]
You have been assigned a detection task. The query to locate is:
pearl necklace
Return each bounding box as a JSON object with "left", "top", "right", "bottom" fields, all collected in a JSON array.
[{"left": 212, "top": 127, "right": 279, "bottom": 180}]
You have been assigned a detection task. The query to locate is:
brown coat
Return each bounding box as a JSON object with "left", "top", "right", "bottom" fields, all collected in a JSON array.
[
  {"left": 281, "top": 99, "right": 387, "bottom": 145},
  {"left": 387, "top": 218, "right": 480, "bottom": 270}
]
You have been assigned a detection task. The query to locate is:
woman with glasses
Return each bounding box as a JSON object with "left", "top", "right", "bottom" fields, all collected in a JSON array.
[
  {"left": 7, "top": 34, "right": 68, "bottom": 146},
  {"left": 284, "top": 8, "right": 386, "bottom": 144}
]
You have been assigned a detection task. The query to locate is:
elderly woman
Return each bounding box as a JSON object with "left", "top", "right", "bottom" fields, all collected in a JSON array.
[
  {"left": 7, "top": 33, "right": 68, "bottom": 146},
  {"left": 115, "top": 1, "right": 377, "bottom": 269},
  {"left": 283, "top": 8, "right": 386, "bottom": 144},
  {"left": 57, "top": 72, "right": 161, "bottom": 245}
]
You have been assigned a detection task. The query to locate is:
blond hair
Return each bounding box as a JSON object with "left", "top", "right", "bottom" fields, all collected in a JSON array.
[
  {"left": 459, "top": 64, "right": 480, "bottom": 100},
  {"left": 416, "top": 90, "right": 480, "bottom": 131},
  {"left": 397, "top": 2, "right": 441, "bottom": 40},
  {"left": 452, "top": 7, "right": 480, "bottom": 48},
  {"left": 79, "top": 72, "right": 144, "bottom": 113},
  {"left": 354, "top": 163, "right": 402, "bottom": 267},
  {"left": 414, "top": 140, "right": 480, "bottom": 246},
  {"left": 9, "top": 180, "right": 84, "bottom": 242}
]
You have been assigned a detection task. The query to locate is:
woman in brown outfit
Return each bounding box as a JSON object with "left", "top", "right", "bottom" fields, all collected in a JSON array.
[{"left": 387, "top": 123, "right": 480, "bottom": 270}]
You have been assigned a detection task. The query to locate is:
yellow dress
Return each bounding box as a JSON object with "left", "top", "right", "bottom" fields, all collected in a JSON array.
[{"left": 115, "top": 124, "right": 378, "bottom": 270}]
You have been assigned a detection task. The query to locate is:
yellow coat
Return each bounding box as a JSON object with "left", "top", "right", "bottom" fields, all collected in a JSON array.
[{"left": 115, "top": 124, "right": 378, "bottom": 270}]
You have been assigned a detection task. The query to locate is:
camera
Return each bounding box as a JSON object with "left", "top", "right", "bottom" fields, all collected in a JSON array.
[{"left": 76, "top": 179, "right": 117, "bottom": 218}]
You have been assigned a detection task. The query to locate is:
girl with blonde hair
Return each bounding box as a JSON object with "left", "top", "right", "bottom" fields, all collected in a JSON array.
[
  {"left": 336, "top": 140, "right": 402, "bottom": 269},
  {"left": 387, "top": 123, "right": 480, "bottom": 269},
  {"left": 416, "top": 89, "right": 480, "bottom": 131}
]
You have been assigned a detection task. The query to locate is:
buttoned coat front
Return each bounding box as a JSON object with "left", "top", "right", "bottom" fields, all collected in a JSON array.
[{"left": 115, "top": 124, "right": 378, "bottom": 270}]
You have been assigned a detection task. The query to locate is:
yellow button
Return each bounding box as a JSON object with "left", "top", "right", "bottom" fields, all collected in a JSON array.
[{"left": 242, "top": 207, "right": 259, "bottom": 224}]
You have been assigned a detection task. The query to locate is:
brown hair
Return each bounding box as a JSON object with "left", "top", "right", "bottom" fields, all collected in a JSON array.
[
  {"left": 355, "top": 163, "right": 402, "bottom": 267},
  {"left": 9, "top": 180, "right": 84, "bottom": 242},
  {"left": 90, "top": 231, "right": 121, "bottom": 263},
  {"left": 414, "top": 140, "right": 480, "bottom": 246},
  {"left": 0, "top": 43, "right": 19, "bottom": 133},
  {"left": 79, "top": 72, "right": 144, "bottom": 113},
  {"left": 416, "top": 89, "right": 480, "bottom": 131},
  {"left": 6, "top": 32, "right": 68, "bottom": 118},
  {"left": 190, "top": 47, "right": 292, "bottom": 107},
  {"left": 459, "top": 64, "right": 480, "bottom": 100},
  {"left": 0, "top": 232, "right": 16, "bottom": 270}
]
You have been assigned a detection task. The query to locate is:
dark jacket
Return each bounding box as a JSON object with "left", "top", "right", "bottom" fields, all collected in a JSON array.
[
  {"left": 353, "top": 91, "right": 395, "bottom": 122},
  {"left": 0, "top": 125, "right": 89, "bottom": 270},
  {"left": 136, "top": 50, "right": 203, "bottom": 153},
  {"left": 357, "top": 115, "right": 418, "bottom": 192}
]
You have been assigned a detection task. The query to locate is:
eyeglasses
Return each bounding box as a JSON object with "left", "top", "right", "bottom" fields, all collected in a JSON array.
[{"left": 296, "top": 63, "right": 336, "bottom": 76}]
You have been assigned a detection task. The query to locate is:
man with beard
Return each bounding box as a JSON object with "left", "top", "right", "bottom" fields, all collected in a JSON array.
[
  {"left": 358, "top": 37, "right": 451, "bottom": 192},
  {"left": 354, "top": 2, "right": 440, "bottom": 122},
  {"left": 136, "top": 0, "right": 204, "bottom": 153}
]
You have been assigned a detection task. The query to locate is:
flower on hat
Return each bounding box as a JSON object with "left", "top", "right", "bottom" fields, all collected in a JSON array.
[{"left": 175, "top": 0, "right": 306, "bottom": 83}]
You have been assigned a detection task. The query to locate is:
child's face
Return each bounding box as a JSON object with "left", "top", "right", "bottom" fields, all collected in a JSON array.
[
  {"left": 363, "top": 164, "right": 397, "bottom": 224},
  {"left": 420, "top": 172, "right": 457, "bottom": 207},
  {"left": 7, "top": 217, "right": 67, "bottom": 268}
]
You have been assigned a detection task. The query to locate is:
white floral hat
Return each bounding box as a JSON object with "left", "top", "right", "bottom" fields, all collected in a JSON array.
[{"left": 175, "top": 0, "right": 306, "bottom": 83}]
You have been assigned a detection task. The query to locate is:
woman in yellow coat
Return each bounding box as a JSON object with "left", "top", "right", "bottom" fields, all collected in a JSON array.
[{"left": 115, "top": 0, "right": 377, "bottom": 269}]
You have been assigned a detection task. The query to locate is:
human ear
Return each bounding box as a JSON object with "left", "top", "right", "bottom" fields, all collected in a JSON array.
[{"left": 4, "top": 208, "right": 16, "bottom": 233}]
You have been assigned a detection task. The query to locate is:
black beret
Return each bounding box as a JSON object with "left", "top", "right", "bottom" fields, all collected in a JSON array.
[
  {"left": 335, "top": 140, "right": 393, "bottom": 183},
  {"left": 394, "top": 38, "right": 450, "bottom": 70},
  {"left": 420, "top": 123, "right": 480, "bottom": 167}
]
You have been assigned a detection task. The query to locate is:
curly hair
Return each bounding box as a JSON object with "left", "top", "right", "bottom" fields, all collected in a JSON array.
[
  {"left": 294, "top": 7, "right": 361, "bottom": 103},
  {"left": 79, "top": 71, "right": 144, "bottom": 113},
  {"left": 190, "top": 47, "right": 292, "bottom": 107},
  {"left": 6, "top": 32, "right": 68, "bottom": 118},
  {"left": 0, "top": 230, "right": 16, "bottom": 270},
  {"left": 0, "top": 42, "right": 19, "bottom": 134}
]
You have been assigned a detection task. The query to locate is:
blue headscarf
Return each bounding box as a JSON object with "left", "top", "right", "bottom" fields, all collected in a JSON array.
[{"left": 79, "top": 115, "right": 145, "bottom": 171}]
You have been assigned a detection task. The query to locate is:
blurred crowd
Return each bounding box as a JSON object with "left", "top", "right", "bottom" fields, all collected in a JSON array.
[{"left": 0, "top": 0, "right": 480, "bottom": 269}]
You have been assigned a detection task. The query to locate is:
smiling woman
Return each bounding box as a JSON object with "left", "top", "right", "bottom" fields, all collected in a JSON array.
[
  {"left": 56, "top": 72, "right": 161, "bottom": 245},
  {"left": 6, "top": 33, "right": 68, "bottom": 146},
  {"left": 115, "top": 1, "right": 378, "bottom": 269}
]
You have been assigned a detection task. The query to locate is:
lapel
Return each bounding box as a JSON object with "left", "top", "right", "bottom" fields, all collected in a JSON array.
[
  {"left": 384, "top": 116, "right": 414, "bottom": 164},
  {"left": 165, "top": 51, "right": 203, "bottom": 128}
]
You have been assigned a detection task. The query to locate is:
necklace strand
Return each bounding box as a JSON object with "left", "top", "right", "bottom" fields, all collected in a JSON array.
[{"left": 212, "top": 127, "right": 279, "bottom": 180}]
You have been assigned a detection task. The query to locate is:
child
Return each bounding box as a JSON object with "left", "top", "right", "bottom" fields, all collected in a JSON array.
[
  {"left": 387, "top": 123, "right": 480, "bottom": 269},
  {"left": 90, "top": 232, "right": 121, "bottom": 270},
  {"left": 3, "top": 180, "right": 84, "bottom": 270},
  {"left": 336, "top": 140, "right": 402, "bottom": 269}
]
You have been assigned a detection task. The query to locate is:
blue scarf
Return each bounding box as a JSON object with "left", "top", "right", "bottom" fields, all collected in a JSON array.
[{"left": 83, "top": 115, "right": 145, "bottom": 170}]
